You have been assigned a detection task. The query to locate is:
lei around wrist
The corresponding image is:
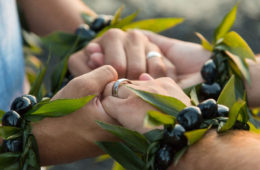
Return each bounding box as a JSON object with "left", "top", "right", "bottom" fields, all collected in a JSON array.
[
  {"left": 154, "top": 98, "right": 249, "bottom": 170},
  {"left": 1, "top": 95, "right": 40, "bottom": 169},
  {"left": 0, "top": 94, "right": 94, "bottom": 169}
]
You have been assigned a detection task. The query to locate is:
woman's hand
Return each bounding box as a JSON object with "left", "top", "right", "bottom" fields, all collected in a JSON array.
[
  {"left": 32, "top": 65, "right": 119, "bottom": 165},
  {"left": 141, "top": 30, "right": 212, "bottom": 88},
  {"left": 68, "top": 28, "right": 176, "bottom": 80},
  {"left": 102, "top": 74, "right": 191, "bottom": 133}
]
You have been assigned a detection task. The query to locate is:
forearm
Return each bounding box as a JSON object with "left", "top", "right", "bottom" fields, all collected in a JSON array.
[
  {"left": 245, "top": 57, "right": 260, "bottom": 107},
  {"left": 170, "top": 130, "right": 260, "bottom": 170},
  {"left": 18, "top": 0, "right": 97, "bottom": 35}
]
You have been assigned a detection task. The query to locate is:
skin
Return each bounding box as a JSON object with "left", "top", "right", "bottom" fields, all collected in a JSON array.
[
  {"left": 69, "top": 29, "right": 176, "bottom": 80},
  {"left": 18, "top": 0, "right": 96, "bottom": 35}
]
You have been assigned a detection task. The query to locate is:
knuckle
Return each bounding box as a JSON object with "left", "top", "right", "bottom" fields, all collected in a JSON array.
[
  {"left": 113, "top": 63, "right": 126, "bottom": 75},
  {"left": 127, "top": 30, "right": 147, "bottom": 42},
  {"left": 152, "top": 62, "right": 166, "bottom": 75},
  {"left": 129, "top": 65, "right": 145, "bottom": 77},
  {"left": 104, "top": 28, "right": 124, "bottom": 39}
]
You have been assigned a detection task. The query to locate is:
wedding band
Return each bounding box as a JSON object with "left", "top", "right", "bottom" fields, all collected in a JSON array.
[
  {"left": 147, "top": 51, "right": 162, "bottom": 59},
  {"left": 112, "top": 78, "right": 130, "bottom": 97}
]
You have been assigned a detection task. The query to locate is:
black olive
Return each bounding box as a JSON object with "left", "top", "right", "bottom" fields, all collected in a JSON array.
[
  {"left": 23, "top": 95, "right": 37, "bottom": 106},
  {"left": 163, "top": 124, "right": 187, "bottom": 151},
  {"left": 200, "top": 82, "right": 221, "bottom": 100},
  {"left": 198, "top": 99, "right": 218, "bottom": 119},
  {"left": 2, "top": 138, "right": 23, "bottom": 153},
  {"left": 154, "top": 144, "right": 174, "bottom": 170},
  {"left": 10, "top": 96, "right": 32, "bottom": 116},
  {"left": 75, "top": 24, "right": 96, "bottom": 40},
  {"left": 201, "top": 59, "right": 217, "bottom": 84},
  {"left": 217, "top": 104, "right": 229, "bottom": 117},
  {"left": 1, "top": 110, "right": 22, "bottom": 127},
  {"left": 90, "top": 17, "right": 106, "bottom": 32},
  {"left": 177, "top": 106, "right": 202, "bottom": 131}
]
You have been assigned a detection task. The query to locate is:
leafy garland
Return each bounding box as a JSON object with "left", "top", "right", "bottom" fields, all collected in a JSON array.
[{"left": 94, "top": 3, "right": 260, "bottom": 170}]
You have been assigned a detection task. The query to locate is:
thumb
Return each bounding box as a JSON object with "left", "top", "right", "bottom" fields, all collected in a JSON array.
[
  {"left": 53, "top": 65, "right": 118, "bottom": 99},
  {"left": 138, "top": 30, "right": 176, "bottom": 54}
]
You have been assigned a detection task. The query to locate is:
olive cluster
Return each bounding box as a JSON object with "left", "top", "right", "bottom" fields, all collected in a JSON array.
[
  {"left": 154, "top": 98, "right": 249, "bottom": 170},
  {"left": 75, "top": 16, "right": 111, "bottom": 40},
  {"left": 1, "top": 95, "right": 37, "bottom": 153},
  {"left": 200, "top": 51, "right": 230, "bottom": 100}
]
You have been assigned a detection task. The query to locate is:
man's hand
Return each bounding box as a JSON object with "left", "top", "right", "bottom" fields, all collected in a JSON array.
[
  {"left": 69, "top": 29, "right": 176, "bottom": 80},
  {"left": 32, "top": 65, "right": 118, "bottom": 165},
  {"left": 102, "top": 74, "right": 191, "bottom": 133}
]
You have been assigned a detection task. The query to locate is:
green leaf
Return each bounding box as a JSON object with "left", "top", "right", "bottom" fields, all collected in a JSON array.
[
  {"left": 144, "top": 111, "right": 175, "bottom": 128},
  {"left": 26, "top": 96, "right": 94, "bottom": 119},
  {"left": 96, "top": 142, "right": 145, "bottom": 170},
  {"left": 111, "top": 5, "right": 125, "bottom": 25},
  {"left": 97, "top": 11, "right": 139, "bottom": 37},
  {"left": 0, "top": 110, "right": 5, "bottom": 121},
  {"left": 218, "top": 100, "right": 246, "bottom": 132},
  {"left": 41, "top": 31, "right": 84, "bottom": 57},
  {"left": 129, "top": 87, "right": 186, "bottom": 117},
  {"left": 222, "top": 31, "right": 255, "bottom": 61},
  {"left": 122, "top": 18, "right": 183, "bottom": 33},
  {"left": 97, "top": 121, "right": 149, "bottom": 154},
  {"left": 195, "top": 32, "right": 213, "bottom": 51},
  {"left": 225, "top": 51, "right": 251, "bottom": 84},
  {"left": 173, "top": 147, "right": 188, "bottom": 166},
  {"left": 217, "top": 75, "right": 244, "bottom": 109},
  {"left": 112, "top": 161, "right": 126, "bottom": 170},
  {"left": 0, "top": 126, "right": 22, "bottom": 139},
  {"left": 185, "top": 128, "right": 208, "bottom": 145},
  {"left": 189, "top": 87, "right": 199, "bottom": 105},
  {"left": 0, "top": 152, "right": 19, "bottom": 169},
  {"left": 95, "top": 154, "right": 110, "bottom": 163},
  {"left": 214, "top": 3, "right": 238, "bottom": 43},
  {"left": 144, "top": 129, "right": 163, "bottom": 142},
  {"left": 29, "top": 65, "right": 47, "bottom": 98}
]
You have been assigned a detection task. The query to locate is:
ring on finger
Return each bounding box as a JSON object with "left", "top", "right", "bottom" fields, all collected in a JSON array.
[
  {"left": 112, "top": 78, "right": 131, "bottom": 97},
  {"left": 147, "top": 51, "right": 162, "bottom": 59}
]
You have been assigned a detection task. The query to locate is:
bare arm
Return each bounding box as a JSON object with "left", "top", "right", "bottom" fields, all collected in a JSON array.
[
  {"left": 170, "top": 130, "right": 260, "bottom": 170},
  {"left": 18, "top": 0, "right": 97, "bottom": 35}
]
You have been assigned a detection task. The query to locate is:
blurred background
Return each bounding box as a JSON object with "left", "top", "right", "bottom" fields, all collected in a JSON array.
[{"left": 50, "top": 0, "right": 260, "bottom": 170}]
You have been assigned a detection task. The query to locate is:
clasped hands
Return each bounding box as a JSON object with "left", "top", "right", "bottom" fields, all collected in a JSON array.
[{"left": 32, "top": 29, "right": 211, "bottom": 165}]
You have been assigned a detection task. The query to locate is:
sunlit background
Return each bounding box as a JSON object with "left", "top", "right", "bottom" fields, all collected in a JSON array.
[{"left": 50, "top": 0, "right": 260, "bottom": 169}]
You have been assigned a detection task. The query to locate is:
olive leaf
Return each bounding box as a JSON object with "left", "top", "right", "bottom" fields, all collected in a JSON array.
[
  {"left": 144, "top": 129, "right": 163, "bottom": 143},
  {"left": 25, "top": 95, "right": 95, "bottom": 120},
  {"left": 218, "top": 100, "right": 246, "bottom": 132},
  {"left": 40, "top": 31, "right": 85, "bottom": 58},
  {"left": 122, "top": 18, "right": 183, "bottom": 33},
  {"left": 95, "top": 154, "right": 110, "bottom": 163},
  {"left": 97, "top": 121, "right": 149, "bottom": 154},
  {"left": 225, "top": 51, "right": 251, "bottom": 84},
  {"left": 221, "top": 31, "right": 255, "bottom": 61},
  {"left": 111, "top": 5, "right": 125, "bottom": 25},
  {"left": 184, "top": 128, "right": 209, "bottom": 145},
  {"left": 189, "top": 87, "right": 199, "bottom": 106},
  {"left": 96, "top": 142, "right": 145, "bottom": 170},
  {"left": 97, "top": 11, "right": 139, "bottom": 37},
  {"left": 0, "top": 110, "right": 5, "bottom": 121},
  {"left": 0, "top": 126, "right": 22, "bottom": 140},
  {"left": 213, "top": 3, "right": 238, "bottom": 43},
  {"left": 0, "top": 153, "right": 20, "bottom": 169},
  {"left": 112, "top": 161, "right": 126, "bottom": 170},
  {"left": 128, "top": 87, "right": 186, "bottom": 117},
  {"left": 173, "top": 147, "right": 188, "bottom": 166},
  {"left": 144, "top": 110, "right": 175, "bottom": 128},
  {"left": 195, "top": 32, "right": 213, "bottom": 51},
  {"left": 217, "top": 75, "right": 244, "bottom": 109}
]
